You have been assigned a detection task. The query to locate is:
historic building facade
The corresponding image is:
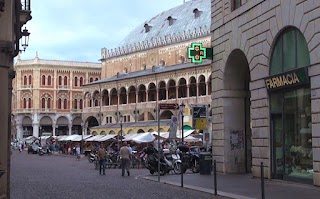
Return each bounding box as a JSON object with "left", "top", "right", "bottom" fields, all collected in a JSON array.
[
  {"left": 82, "top": 0, "right": 212, "bottom": 136},
  {"left": 12, "top": 54, "right": 101, "bottom": 140},
  {"left": 211, "top": 0, "right": 320, "bottom": 185}
]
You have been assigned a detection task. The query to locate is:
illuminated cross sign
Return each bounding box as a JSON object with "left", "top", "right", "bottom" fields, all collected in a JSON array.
[{"left": 187, "top": 43, "right": 212, "bottom": 63}]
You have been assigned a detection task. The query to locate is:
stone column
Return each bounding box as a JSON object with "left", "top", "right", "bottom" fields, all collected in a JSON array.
[
  {"left": 166, "top": 88, "right": 168, "bottom": 100},
  {"left": 52, "top": 124, "right": 56, "bottom": 137},
  {"left": 136, "top": 91, "right": 139, "bottom": 103},
  {"left": 16, "top": 124, "right": 23, "bottom": 140},
  {"left": 126, "top": 92, "right": 129, "bottom": 104},
  {"left": 32, "top": 123, "right": 39, "bottom": 138},
  {"left": 196, "top": 83, "right": 199, "bottom": 97},
  {"left": 187, "top": 85, "right": 190, "bottom": 97},
  {"left": 146, "top": 91, "right": 149, "bottom": 102},
  {"left": 206, "top": 82, "right": 209, "bottom": 95},
  {"left": 68, "top": 124, "right": 72, "bottom": 135},
  {"left": 175, "top": 86, "right": 178, "bottom": 99}
]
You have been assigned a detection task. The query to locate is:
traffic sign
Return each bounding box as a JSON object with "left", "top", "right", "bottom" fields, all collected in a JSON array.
[{"left": 159, "top": 103, "right": 179, "bottom": 110}]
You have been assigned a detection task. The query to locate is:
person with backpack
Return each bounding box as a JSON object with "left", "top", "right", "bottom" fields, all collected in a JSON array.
[{"left": 97, "top": 145, "right": 106, "bottom": 175}]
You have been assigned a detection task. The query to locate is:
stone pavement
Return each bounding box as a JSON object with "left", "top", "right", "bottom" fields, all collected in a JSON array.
[{"left": 143, "top": 171, "right": 320, "bottom": 199}]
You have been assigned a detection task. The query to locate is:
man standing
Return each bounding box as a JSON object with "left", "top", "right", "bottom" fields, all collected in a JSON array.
[
  {"left": 97, "top": 145, "right": 106, "bottom": 175},
  {"left": 76, "top": 144, "right": 81, "bottom": 160},
  {"left": 120, "top": 142, "right": 131, "bottom": 177}
]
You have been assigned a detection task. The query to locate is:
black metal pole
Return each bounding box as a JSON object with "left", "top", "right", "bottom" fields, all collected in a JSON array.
[
  {"left": 120, "top": 122, "right": 123, "bottom": 144},
  {"left": 261, "top": 162, "right": 265, "bottom": 199},
  {"left": 214, "top": 160, "right": 217, "bottom": 195},
  {"left": 157, "top": 107, "right": 160, "bottom": 182},
  {"left": 181, "top": 114, "right": 184, "bottom": 187}
]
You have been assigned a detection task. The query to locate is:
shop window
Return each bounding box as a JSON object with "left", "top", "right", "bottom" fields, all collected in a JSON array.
[
  {"left": 231, "top": 0, "right": 242, "bottom": 11},
  {"left": 47, "top": 76, "right": 51, "bottom": 85},
  {"left": 270, "top": 28, "right": 310, "bottom": 75},
  {"left": 42, "top": 75, "right": 46, "bottom": 85}
]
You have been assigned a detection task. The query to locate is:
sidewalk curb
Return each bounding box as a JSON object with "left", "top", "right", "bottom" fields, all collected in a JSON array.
[{"left": 142, "top": 176, "right": 256, "bottom": 199}]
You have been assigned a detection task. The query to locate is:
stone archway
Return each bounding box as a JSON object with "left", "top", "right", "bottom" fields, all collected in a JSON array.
[
  {"left": 56, "top": 116, "right": 69, "bottom": 136},
  {"left": 160, "top": 110, "right": 173, "bottom": 120},
  {"left": 222, "top": 49, "right": 251, "bottom": 173},
  {"left": 85, "top": 116, "right": 99, "bottom": 135},
  {"left": 39, "top": 116, "right": 53, "bottom": 136},
  {"left": 72, "top": 116, "right": 82, "bottom": 135},
  {"left": 22, "top": 116, "right": 33, "bottom": 138}
]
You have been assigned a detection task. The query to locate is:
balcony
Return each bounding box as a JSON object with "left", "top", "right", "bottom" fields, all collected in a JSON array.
[
  {"left": 14, "top": 108, "right": 33, "bottom": 113},
  {"left": 71, "top": 109, "right": 83, "bottom": 113},
  {"left": 58, "top": 85, "right": 70, "bottom": 90},
  {"left": 20, "top": 0, "right": 32, "bottom": 24},
  {"left": 39, "top": 108, "right": 55, "bottom": 113},
  {"left": 20, "top": 84, "right": 32, "bottom": 90}
]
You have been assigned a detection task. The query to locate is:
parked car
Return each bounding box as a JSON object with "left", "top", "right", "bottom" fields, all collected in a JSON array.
[{"left": 28, "top": 144, "right": 39, "bottom": 154}]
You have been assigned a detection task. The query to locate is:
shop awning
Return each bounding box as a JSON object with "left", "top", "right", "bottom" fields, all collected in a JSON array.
[
  {"left": 184, "top": 135, "right": 202, "bottom": 142},
  {"left": 59, "top": 135, "right": 80, "bottom": 141},
  {"left": 72, "top": 135, "right": 92, "bottom": 142},
  {"left": 94, "top": 135, "right": 116, "bottom": 142},
  {"left": 122, "top": 134, "right": 139, "bottom": 141},
  {"left": 85, "top": 135, "right": 105, "bottom": 142},
  {"left": 151, "top": 129, "right": 195, "bottom": 139}
]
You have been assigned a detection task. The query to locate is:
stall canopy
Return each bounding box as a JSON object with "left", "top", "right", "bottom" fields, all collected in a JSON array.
[
  {"left": 72, "top": 135, "right": 92, "bottom": 142},
  {"left": 56, "top": 135, "right": 68, "bottom": 141},
  {"left": 59, "top": 135, "right": 80, "bottom": 141},
  {"left": 151, "top": 130, "right": 195, "bottom": 139},
  {"left": 94, "top": 135, "right": 116, "bottom": 142},
  {"left": 184, "top": 135, "right": 202, "bottom": 142},
  {"left": 122, "top": 134, "right": 139, "bottom": 142},
  {"left": 132, "top": 132, "right": 156, "bottom": 143},
  {"left": 85, "top": 135, "right": 105, "bottom": 142}
]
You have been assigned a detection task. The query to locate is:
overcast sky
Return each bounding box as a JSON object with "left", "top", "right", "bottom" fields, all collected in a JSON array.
[{"left": 20, "top": 0, "right": 184, "bottom": 62}]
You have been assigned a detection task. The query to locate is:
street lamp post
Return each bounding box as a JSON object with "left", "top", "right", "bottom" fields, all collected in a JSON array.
[
  {"left": 179, "top": 102, "right": 186, "bottom": 188},
  {"left": 39, "top": 126, "right": 42, "bottom": 147},
  {"left": 119, "top": 114, "right": 124, "bottom": 146}
]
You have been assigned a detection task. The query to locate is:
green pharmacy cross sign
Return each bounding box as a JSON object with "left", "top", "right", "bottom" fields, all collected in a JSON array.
[{"left": 187, "top": 43, "right": 213, "bottom": 63}]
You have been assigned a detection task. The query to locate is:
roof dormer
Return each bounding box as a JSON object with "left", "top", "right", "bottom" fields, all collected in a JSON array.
[
  {"left": 144, "top": 23, "right": 152, "bottom": 33},
  {"left": 167, "top": 16, "right": 176, "bottom": 26},
  {"left": 193, "top": 8, "right": 202, "bottom": 18}
]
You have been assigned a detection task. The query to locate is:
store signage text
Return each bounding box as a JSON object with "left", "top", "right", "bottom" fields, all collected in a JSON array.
[{"left": 264, "top": 67, "right": 309, "bottom": 91}]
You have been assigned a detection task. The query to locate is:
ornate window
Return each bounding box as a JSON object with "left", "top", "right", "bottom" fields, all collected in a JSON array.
[
  {"left": 64, "top": 76, "right": 68, "bottom": 85},
  {"left": 95, "top": 77, "right": 99, "bottom": 81},
  {"left": 23, "top": 98, "right": 27, "bottom": 108},
  {"left": 58, "top": 99, "right": 62, "bottom": 109},
  {"left": 75, "top": 77, "right": 78, "bottom": 87},
  {"left": 28, "top": 75, "right": 32, "bottom": 85},
  {"left": 74, "top": 99, "right": 78, "bottom": 109},
  {"left": 41, "top": 98, "right": 45, "bottom": 108},
  {"left": 47, "top": 76, "right": 51, "bottom": 85},
  {"left": 89, "top": 77, "right": 94, "bottom": 83},
  {"left": 63, "top": 99, "right": 67, "bottom": 109},
  {"left": 47, "top": 98, "right": 51, "bottom": 109},
  {"left": 80, "top": 99, "right": 83, "bottom": 109},
  {"left": 23, "top": 76, "right": 27, "bottom": 85},
  {"left": 28, "top": 98, "right": 31, "bottom": 108},
  {"left": 58, "top": 76, "right": 62, "bottom": 86},
  {"left": 80, "top": 77, "right": 84, "bottom": 86},
  {"left": 42, "top": 75, "right": 46, "bottom": 85}
]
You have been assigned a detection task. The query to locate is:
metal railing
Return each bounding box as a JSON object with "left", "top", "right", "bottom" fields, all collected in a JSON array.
[{"left": 21, "top": 0, "right": 31, "bottom": 11}]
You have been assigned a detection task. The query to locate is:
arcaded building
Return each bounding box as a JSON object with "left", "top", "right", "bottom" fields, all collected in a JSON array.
[
  {"left": 82, "top": 0, "right": 212, "bottom": 136},
  {"left": 12, "top": 54, "right": 101, "bottom": 140},
  {"left": 211, "top": 0, "right": 320, "bottom": 185}
]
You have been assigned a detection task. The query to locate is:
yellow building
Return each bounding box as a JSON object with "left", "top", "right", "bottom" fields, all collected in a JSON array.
[{"left": 82, "top": 0, "right": 212, "bottom": 137}]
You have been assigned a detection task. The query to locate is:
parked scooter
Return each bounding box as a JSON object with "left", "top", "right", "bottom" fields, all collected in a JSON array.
[
  {"left": 142, "top": 146, "right": 169, "bottom": 176},
  {"left": 88, "top": 152, "right": 96, "bottom": 163},
  {"left": 163, "top": 149, "right": 182, "bottom": 174}
]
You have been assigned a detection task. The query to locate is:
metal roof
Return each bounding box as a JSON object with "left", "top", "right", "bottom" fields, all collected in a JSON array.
[{"left": 118, "top": 0, "right": 210, "bottom": 47}]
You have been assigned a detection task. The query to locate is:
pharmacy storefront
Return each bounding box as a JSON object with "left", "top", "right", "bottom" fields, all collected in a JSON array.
[{"left": 266, "top": 28, "right": 313, "bottom": 183}]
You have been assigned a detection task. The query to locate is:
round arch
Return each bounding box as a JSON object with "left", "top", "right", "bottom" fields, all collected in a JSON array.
[
  {"left": 119, "top": 87, "right": 127, "bottom": 104},
  {"left": 148, "top": 83, "right": 157, "bottom": 101},
  {"left": 127, "top": 129, "right": 135, "bottom": 134},
  {"left": 148, "top": 129, "right": 154, "bottom": 132},
  {"left": 189, "top": 76, "right": 197, "bottom": 97},
  {"left": 128, "top": 86, "right": 136, "bottom": 104},
  {"left": 138, "top": 84, "right": 146, "bottom": 102},
  {"left": 102, "top": 89, "right": 109, "bottom": 106},
  {"left": 109, "top": 130, "right": 116, "bottom": 134},
  {"left": 22, "top": 116, "right": 32, "bottom": 126},
  {"left": 101, "top": 131, "right": 106, "bottom": 135},
  {"left": 110, "top": 88, "right": 118, "bottom": 105},
  {"left": 178, "top": 78, "right": 187, "bottom": 98},
  {"left": 92, "top": 131, "right": 98, "bottom": 135},
  {"left": 158, "top": 81, "right": 166, "bottom": 100},
  {"left": 137, "top": 129, "right": 144, "bottom": 134},
  {"left": 56, "top": 116, "right": 68, "bottom": 126},
  {"left": 160, "top": 110, "right": 173, "bottom": 120},
  {"left": 167, "top": 79, "right": 176, "bottom": 99}
]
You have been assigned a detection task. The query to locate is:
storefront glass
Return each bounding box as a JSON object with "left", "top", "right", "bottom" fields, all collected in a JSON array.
[
  {"left": 271, "top": 88, "right": 312, "bottom": 182},
  {"left": 269, "top": 28, "right": 312, "bottom": 183}
]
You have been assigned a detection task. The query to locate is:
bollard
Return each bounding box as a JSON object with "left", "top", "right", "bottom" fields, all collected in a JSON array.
[
  {"left": 261, "top": 162, "right": 265, "bottom": 199},
  {"left": 181, "top": 152, "right": 184, "bottom": 187},
  {"left": 213, "top": 160, "right": 217, "bottom": 195}
]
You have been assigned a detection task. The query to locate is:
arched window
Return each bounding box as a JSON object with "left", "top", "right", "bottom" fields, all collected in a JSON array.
[
  {"left": 58, "top": 76, "right": 62, "bottom": 86},
  {"left": 28, "top": 98, "right": 31, "bottom": 108},
  {"left": 47, "top": 76, "right": 51, "bottom": 85},
  {"left": 80, "top": 99, "right": 83, "bottom": 109},
  {"left": 74, "top": 99, "right": 78, "bottom": 109},
  {"left": 270, "top": 28, "right": 310, "bottom": 75},
  {"left": 63, "top": 99, "right": 67, "bottom": 109},
  {"left": 41, "top": 98, "right": 45, "bottom": 108},
  {"left": 89, "top": 77, "right": 93, "bottom": 83},
  {"left": 47, "top": 98, "right": 51, "bottom": 109},
  {"left": 95, "top": 78, "right": 99, "bottom": 81},
  {"left": 23, "top": 76, "right": 27, "bottom": 85},
  {"left": 80, "top": 77, "right": 84, "bottom": 86},
  {"left": 58, "top": 99, "right": 62, "bottom": 109},
  {"left": 64, "top": 76, "right": 68, "bottom": 85},
  {"left": 28, "top": 75, "right": 32, "bottom": 85},
  {"left": 23, "top": 98, "right": 27, "bottom": 108},
  {"left": 42, "top": 75, "right": 46, "bottom": 85},
  {"left": 74, "top": 77, "right": 78, "bottom": 87}
]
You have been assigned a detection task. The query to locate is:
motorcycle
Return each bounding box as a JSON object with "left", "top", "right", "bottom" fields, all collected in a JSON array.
[
  {"left": 38, "top": 146, "right": 52, "bottom": 156},
  {"left": 142, "top": 147, "right": 170, "bottom": 176},
  {"left": 163, "top": 149, "right": 182, "bottom": 174},
  {"left": 88, "top": 152, "right": 96, "bottom": 163}
]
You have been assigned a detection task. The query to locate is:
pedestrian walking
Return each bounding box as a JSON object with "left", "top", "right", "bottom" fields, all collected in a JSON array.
[
  {"left": 76, "top": 144, "right": 81, "bottom": 160},
  {"left": 97, "top": 145, "right": 106, "bottom": 175},
  {"left": 119, "top": 142, "right": 131, "bottom": 177},
  {"left": 18, "top": 143, "right": 22, "bottom": 153}
]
